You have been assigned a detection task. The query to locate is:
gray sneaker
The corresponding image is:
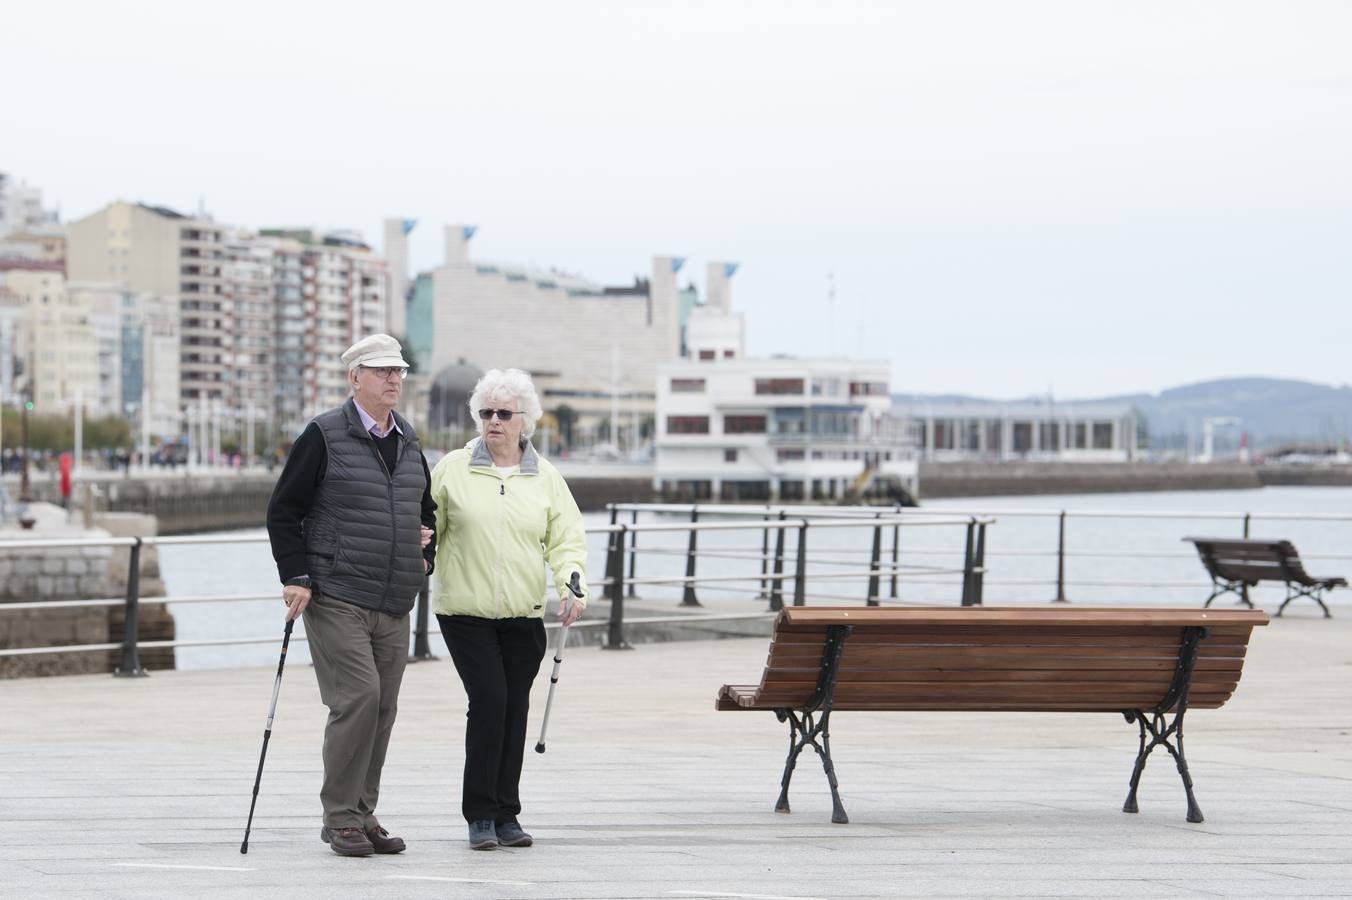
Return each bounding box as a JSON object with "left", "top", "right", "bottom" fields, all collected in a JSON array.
[
  {"left": 468, "top": 819, "right": 498, "bottom": 850},
  {"left": 495, "top": 819, "right": 533, "bottom": 847}
]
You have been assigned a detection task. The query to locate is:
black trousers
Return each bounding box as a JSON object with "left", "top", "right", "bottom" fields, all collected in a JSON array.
[{"left": 437, "top": 614, "right": 547, "bottom": 824}]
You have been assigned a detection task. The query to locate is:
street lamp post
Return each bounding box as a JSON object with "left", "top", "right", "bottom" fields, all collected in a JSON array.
[
  {"left": 18, "top": 386, "right": 35, "bottom": 529},
  {"left": 19, "top": 391, "right": 32, "bottom": 503}
]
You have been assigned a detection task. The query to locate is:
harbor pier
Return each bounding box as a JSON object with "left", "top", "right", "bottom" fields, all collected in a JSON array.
[{"left": 2, "top": 611, "right": 1350, "bottom": 897}]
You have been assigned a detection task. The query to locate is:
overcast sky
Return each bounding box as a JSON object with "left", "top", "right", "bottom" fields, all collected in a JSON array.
[{"left": 5, "top": 1, "right": 1350, "bottom": 399}]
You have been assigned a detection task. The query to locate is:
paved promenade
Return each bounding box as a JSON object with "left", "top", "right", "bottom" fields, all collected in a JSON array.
[{"left": 3, "top": 608, "right": 1351, "bottom": 898}]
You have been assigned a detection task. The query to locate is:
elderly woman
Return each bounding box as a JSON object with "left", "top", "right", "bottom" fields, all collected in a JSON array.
[{"left": 429, "top": 367, "right": 589, "bottom": 851}]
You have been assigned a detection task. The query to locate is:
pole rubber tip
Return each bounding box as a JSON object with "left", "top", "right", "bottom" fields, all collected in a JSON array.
[
  {"left": 534, "top": 742, "right": 545, "bottom": 754},
  {"left": 240, "top": 842, "right": 249, "bottom": 854}
]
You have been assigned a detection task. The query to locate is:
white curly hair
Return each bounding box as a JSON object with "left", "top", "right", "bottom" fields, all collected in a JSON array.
[{"left": 469, "top": 368, "right": 543, "bottom": 440}]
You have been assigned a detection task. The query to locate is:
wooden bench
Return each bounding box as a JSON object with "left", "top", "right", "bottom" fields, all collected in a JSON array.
[
  {"left": 717, "top": 606, "right": 1268, "bottom": 825},
  {"left": 1185, "top": 536, "right": 1346, "bottom": 618}
]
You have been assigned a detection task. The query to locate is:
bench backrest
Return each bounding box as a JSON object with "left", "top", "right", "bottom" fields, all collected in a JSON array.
[
  {"left": 722, "top": 607, "right": 1268, "bottom": 714},
  {"left": 1184, "top": 536, "right": 1305, "bottom": 586}
]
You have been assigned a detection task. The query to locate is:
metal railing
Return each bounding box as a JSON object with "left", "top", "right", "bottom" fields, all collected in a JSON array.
[{"left": 0, "top": 510, "right": 991, "bottom": 672}]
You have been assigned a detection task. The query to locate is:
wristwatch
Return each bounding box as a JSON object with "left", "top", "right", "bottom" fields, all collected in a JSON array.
[{"left": 285, "top": 575, "right": 313, "bottom": 591}]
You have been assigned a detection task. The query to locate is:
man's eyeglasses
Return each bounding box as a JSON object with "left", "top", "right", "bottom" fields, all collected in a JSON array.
[
  {"left": 478, "top": 408, "right": 522, "bottom": 422},
  {"left": 362, "top": 366, "right": 408, "bottom": 380}
]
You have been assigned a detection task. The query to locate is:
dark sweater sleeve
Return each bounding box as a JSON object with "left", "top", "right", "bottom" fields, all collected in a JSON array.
[
  {"left": 421, "top": 453, "right": 437, "bottom": 575},
  {"left": 265, "top": 423, "right": 327, "bottom": 583}
]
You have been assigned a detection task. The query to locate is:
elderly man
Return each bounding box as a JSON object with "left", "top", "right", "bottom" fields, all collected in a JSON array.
[{"left": 266, "top": 334, "right": 436, "bottom": 857}]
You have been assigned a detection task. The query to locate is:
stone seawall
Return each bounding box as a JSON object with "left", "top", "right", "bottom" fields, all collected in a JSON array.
[
  {"left": 0, "top": 508, "right": 174, "bottom": 678},
  {"left": 20, "top": 462, "right": 1349, "bottom": 536},
  {"left": 917, "top": 461, "right": 1352, "bottom": 498},
  {"left": 28, "top": 471, "right": 657, "bottom": 534}
]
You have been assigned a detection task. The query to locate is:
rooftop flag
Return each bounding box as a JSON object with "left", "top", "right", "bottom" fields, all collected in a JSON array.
[
  {"left": 463, "top": 225, "right": 478, "bottom": 240},
  {"left": 671, "top": 257, "right": 686, "bottom": 272},
  {"left": 724, "top": 263, "right": 739, "bottom": 278},
  {"left": 401, "top": 218, "right": 417, "bottom": 234}
]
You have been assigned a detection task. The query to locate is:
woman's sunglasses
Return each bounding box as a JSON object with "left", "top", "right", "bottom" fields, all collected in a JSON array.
[{"left": 478, "top": 408, "right": 521, "bottom": 421}]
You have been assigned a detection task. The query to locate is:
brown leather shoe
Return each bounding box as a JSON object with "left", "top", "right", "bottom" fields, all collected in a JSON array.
[
  {"left": 320, "top": 825, "right": 374, "bottom": 857},
  {"left": 365, "top": 825, "right": 406, "bottom": 854}
]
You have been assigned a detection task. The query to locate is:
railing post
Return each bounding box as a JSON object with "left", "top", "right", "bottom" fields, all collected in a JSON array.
[
  {"left": 889, "top": 506, "right": 901, "bottom": 600},
  {"left": 972, "top": 521, "right": 988, "bottom": 606},
  {"left": 793, "top": 519, "right": 809, "bottom": 606},
  {"left": 758, "top": 505, "right": 771, "bottom": 599},
  {"left": 114, "top": 538, "right": 147, "bottom": 677},
  {"left": 1051, "top": 510, "right": 1069, "bottom": 603},
  {"left": 605, "top": 525, "right": 632, "bottom": 650},
  {"left": 960, "top": 520, "right": 976, "bottom": 606},
  {"left": 866, "top": 514, "right": 882, "bottom": 606},
  {"left": 768, "top": 511, "right": 787, "bottom": 612},
  {"left": 1242, "top": 513, "right": 1251, "bottom": 538},
  {"left": 681, "top": 507, "right": 701, "bottom": 607},
  {"left": 409, "top": 574, "right": 436, "bottom": 662},
  {"left": 627, "top": 508, "right": 639, "bottom": 599}
]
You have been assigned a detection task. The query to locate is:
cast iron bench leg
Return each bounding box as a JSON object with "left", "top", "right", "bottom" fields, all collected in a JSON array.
[{"left": 1122, "top": 626, "right": 1207, "bottom": 823}]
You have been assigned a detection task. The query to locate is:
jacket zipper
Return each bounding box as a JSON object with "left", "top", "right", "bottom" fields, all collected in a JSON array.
[
  {"left": 495, "top": 473, "right": 506, "bottom": 617},
  {"left": 368, "top": 432, "right": 398, "bottom": 614}
]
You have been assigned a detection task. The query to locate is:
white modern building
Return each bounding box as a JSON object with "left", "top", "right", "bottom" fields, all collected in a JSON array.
[
  {"left": 892, "top": 398, "right": 1140, "bottom": 462},
  {"left": 655, "top": 305, "right": 917, "bottom": 502},
  {"left": 390, "top": 221, "right": 708, "bottom": 451}
]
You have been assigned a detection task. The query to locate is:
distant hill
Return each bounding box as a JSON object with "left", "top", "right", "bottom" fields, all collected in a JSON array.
[{"left": 894, "top": 377, "right": 1352, "bottom": 451}]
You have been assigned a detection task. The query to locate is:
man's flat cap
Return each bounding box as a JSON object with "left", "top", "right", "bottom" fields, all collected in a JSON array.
[{"left": 342, "top": 333, "right": 409, "bottom": 370}]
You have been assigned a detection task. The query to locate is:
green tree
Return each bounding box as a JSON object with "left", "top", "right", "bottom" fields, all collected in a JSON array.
[
  {"left": 553, "top": 404, "right": 577, "bottom": 446},
  {"left": 0, "top": 409, "right": 131, "bottom": 452}
]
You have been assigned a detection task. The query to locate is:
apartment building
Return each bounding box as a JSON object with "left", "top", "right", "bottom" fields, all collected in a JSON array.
[
  {"left": 64, "top": 281, "right": 181, "bottom": 440},
  {"left": 0, "top": 262, "right": 100, "bottom": 415},
  {"left": 0, "top": 172, "right": 59, "bottom": 238},
  {"left": 259, "top": 229, "right": 391, "bottom": 435},
  {"left": 67, "top": 201, "right": 228, "bottom": 406},
  {"left": 222, "top": 233, "right": 275, "bottom": 436}
]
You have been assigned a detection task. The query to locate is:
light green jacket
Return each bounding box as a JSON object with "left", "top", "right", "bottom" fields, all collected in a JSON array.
[{"left": 430, "top": 437, "right": 589, "bottom": 619}]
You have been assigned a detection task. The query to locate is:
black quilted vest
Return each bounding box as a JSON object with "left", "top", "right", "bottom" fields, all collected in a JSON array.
[{"left": 303, "top": 398, "right": 426, "bottom": 616}]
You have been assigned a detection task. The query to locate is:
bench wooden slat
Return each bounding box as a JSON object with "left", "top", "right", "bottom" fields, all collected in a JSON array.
[
  {"left": 771, "top": 623, "right": 1261, "bottom": 640},
  {"left": 766, "top": 646, "right": 1247, "bottom": 669},
  {"left": 718, "top": 686, "right": 1241, "bottom": 711},
  {"left": 759, "top": 666, "right": 1242, "bottom": 685},
  {"left": 774, "top": 607, "right": 1270, "bottom": 629}
]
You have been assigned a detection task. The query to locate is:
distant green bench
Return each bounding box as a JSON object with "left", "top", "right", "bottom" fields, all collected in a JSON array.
[
  {"left": 717, "top": 606, "right": 1268, "bottom": 824},
  {"left": 1185, "top": 536, "right": 1347, "bottom": 618}
]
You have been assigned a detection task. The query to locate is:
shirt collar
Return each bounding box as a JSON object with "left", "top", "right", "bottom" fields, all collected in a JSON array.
[{"left": 354, "top": 401, "right": 401, "bottom": 439}]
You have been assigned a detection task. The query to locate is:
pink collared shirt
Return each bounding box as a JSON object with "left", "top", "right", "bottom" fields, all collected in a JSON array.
[{"left": 355, "top": 402, "right": 402, "bottom": 439}]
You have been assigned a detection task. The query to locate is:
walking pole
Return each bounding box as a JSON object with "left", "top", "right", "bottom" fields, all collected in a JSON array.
[
  {"left": 535, "top": 573, "right": 583, "bottom": 754},
  {"left": 241, "top": 619, "right": 295, "bottom": 854}
]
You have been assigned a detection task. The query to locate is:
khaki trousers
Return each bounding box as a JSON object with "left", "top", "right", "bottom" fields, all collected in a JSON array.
[{"left": 303, "top": 592, "right": 409, "bottom": 830}]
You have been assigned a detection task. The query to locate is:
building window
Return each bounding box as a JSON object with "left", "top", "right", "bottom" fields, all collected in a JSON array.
[
  {"left": 724, "top": 415, "right": 767, "bottom": 434},
  {"left": 755, "top": 377, "right": 804, "bottom": 395},
  {"left": 776, "top": 448, "right": 805, "bottom": 462},
  {"left": 723, "top": 349, "right": 735, "bottom": 358},
  {"left": 698, "top": 350, "right": 716, "bottom": 361},
  {"left": 724, "top": 448, "right": 738, "bottom": 463},
  {"left": 667, "top": 416, "right": 710, "bottom": 434},
  {"left": 848, "top": 381, "right": 887, "bottom": 397},
  {"left": 1092, "top": 422, "right": 1113, "bottom": 449},
  {"left": 670, "top": 378, "right": 706, "bottom": 393}
]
